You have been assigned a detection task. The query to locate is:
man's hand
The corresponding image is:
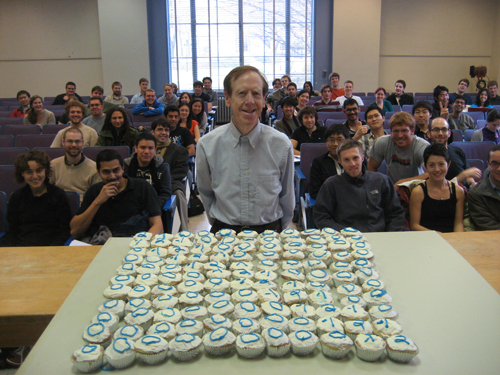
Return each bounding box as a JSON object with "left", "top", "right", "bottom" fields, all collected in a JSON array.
[
  {"left": 148, "top": 107, "right": 155, "bottom": 110},
  {"left": 95, "top": 182, "right": 119, "bottom": 205},
  {"left": 353, "top": 124, "right": 368, "bottom": 140},
  {"left": 439, "top": 101, "right": 449, "bottom": 119}
]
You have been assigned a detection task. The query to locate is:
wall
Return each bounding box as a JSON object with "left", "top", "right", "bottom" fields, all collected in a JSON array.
[
  {"left": 378, "top": 0, "right": 498, "bottom": 93},
  {"left": 0, "top": 0, "right": 102, "bottom": 98}
]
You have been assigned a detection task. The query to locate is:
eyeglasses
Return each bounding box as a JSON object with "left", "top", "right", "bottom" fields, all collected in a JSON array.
[
  {"left": 489, "top": 161, "right": 500, "bottom": 169},
  {"left": 431, "top": 128, "right": 449, "bottom": 133},
  {"left": 391, "top": 129, "right": 410, "bottom": 135},
  {"left": 344, "top": 108, "right": 358, "bottom": 113},
  {"left": 65, "top": 140, "right": 83, "bottom": 145}
]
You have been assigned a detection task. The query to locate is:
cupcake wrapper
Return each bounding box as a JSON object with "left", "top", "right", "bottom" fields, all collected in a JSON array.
[
  {"left": 290, "top": 343, "right": 316, "bottom": 356},
  {"left": 236, "top": 344, "right": 266, "bottom": 359},
  {"left": 355, "top": 346, "right": 385, "bottom": 362},
  {"left": 345, "top": 332, "right": 358, "bottom": 342},
  {"left": 204, "top": 343, "right": 235, "bottom": 356},
  {"left": 171, "top": 346, "right": 202, "bottom": 361},
  {"left": 84, "top": 336, "right": 112, "bottom": 349},
  {"left": 73, "top": 357, "right": 103, "bottom": 373},
  {"left": 387, "top": 347, "right": 419, "bottom": 363},
  {"left": 321, "top": 343, "right": 352, "bottom": 359},
  {"left": 138, "top": 349, "right": 168, "bottom": 365},
  {"left": 266, "top": 343, "right": 290, "bottom": 358},
  {"left": 106, "top": 352, "right": 136, "bottom": 369}
]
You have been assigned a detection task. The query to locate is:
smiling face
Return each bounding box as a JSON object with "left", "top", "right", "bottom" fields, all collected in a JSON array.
[
  {"left": 180, "top": 93, "right": 191, "bottom": 104},
  {"left": 344, "top": 103, "right": 359, "bottom": 122},
  {"left": 339, "top": 146, "right": 364, "bottom": 178},
  {"left": 32, "top": 97, "right": 43, "bottom": 112},
  {"left": 194, "top": 85, "right": 203, "bottom": 95},
  {"left": 89, "top": 99, "right": 103, "bottom": 117},
  {"left": 436, "top": 90, "right": 449, "bottom": 105},
  {"left": 110, "top": 110, "right": 124, "bottom": 129},
  {"left": 203, "top": 79, "right": 212, "bottom": 91},
  {"left": 179, "top": 105, "right": 190, "bottom": 120},
  {"left": 375, "top": 90, "right": 385, "bottom": 102},
  {"left": 112, "top": 84, "right": 122, "bottom": 97},
  {"left": 395, "top": 82, "right": 404, "bottom": 96},
  {"left": 66, "top": 84, "right": 76, "bottom": 96},
  {"left": 457, "top": 80, "right": 468, "bottom": 94},
  {"left": 453, "top": 98, "right": 466, "bottom": 113},
  {"left": 145, "top": 91, "right": 156, "bottom": 106},
  {"left": 69, "top": 106, "right": 83, "bottom": 125},
  {"left": 414, "top": 107, "right": 431, "bottom": 128},
  {"left": 18, "top": 93, "right": 30, "bottom": 107},
  {"left": 428, "top": 118, "right": 450, "bottom": 145},
  {"left": 301, "top": 113, "right": 316, "bottom": 132},
  {"left": 344, "top": 82, "right": 353, "bottom": 97},
  {"left": 165, "top": 111, "right": 180, "bottom": 130},
  {"left": 136, "top": 139, "right": 157, "bottom": 167},
  {"left": 62, "top": 130, "right": 84, "bottom": 158},
  {"left": 22, "top": 160, "right": 46, "bottom": 191},
  {"left": 281, "top": 76, "right": 290, "bottom": 87},
  {"left": 330, "top": 76, "right": 339, "bottom": 88},
  {"left": 152, "top": 125, "right": 170, "bottom": 143},
  {"left": 424, "top": 155, "right": 449, "bottom": 182},
  {"left": 366, "top": 108, "right": 384, "bottom": 131},
  {"left": 298, "top": 92, "right": 310, "bottom": 107},
  {"left": 479, "top": 91, "right": 488, "bottom": 105},
  {"left": 164, "top": 85, "right": 173, "bottom": 99},
  {"left": 391, "top": 124, "right": 414, "bottom": 149},
  {"left": 321, "top": 87, "right": 332, "bottom": 102},
  {"left": 191, "top": 101, "right": 203, "bottom": 115},
  {"left": 225, "top": 71, "right": 266, "bottom": 131},
  {"left": 140, "top": 81, "right": 149, "bottom": 93},
  {"left": 282, "top": 103, "right": 295, "bottom": 119},
  {"left": 326, "top": 134, "right": 346, "bottom": 159},
  {"left": 273, "top": 80, "right": 282, "bottom": 90},
  {"left": 489, "top": 84, "right": 498, "bottom": 98},
  {"left": 98, "top": 159, "right": 124, "bottom": 188}
]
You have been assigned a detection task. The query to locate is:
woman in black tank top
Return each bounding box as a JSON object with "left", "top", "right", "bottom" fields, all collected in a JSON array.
[{"left": 409, "top": 143, "right": 465, "bottom": 232}]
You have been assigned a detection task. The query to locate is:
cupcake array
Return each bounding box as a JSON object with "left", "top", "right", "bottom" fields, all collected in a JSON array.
[{"left": 72, "top": 228, "right": 418, "bottom": 371}]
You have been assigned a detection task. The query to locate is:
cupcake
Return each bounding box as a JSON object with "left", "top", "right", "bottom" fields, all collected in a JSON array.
[
  {"left": 71, "top": 344, "right": 104, "bottom": 373},
  {"left": 203, "top": 314, "right": 233, "bottom": 332},
  {"left": 340, "top": 304, "right": 369, "bottom": 322},
  {"left": 143, "top": 255, "right": 165, "bottom": 267},
  {"left": 123, "top": 253, "right": 143, "bottom": 265},
  {"left": 104, "top": 337, "right": 136, "bottom": 369},
  {"left": 207, "top": 300, "right": 235, "bottom": 317},
  {"left": 308, "top": 290, "right": 333, "bottom": 308},
  {"left": 252, "top": 279, "right": 278, "bottom": 291},
  {"left": 336, "top": 284, "right": 361, "bottom": 298},
  {"left": 178, "top": 291, "right": 205, "bottom": 308},
  {"left": 165, "top": 253, "right": 188, "bottom": 266},
  {"left": 176, "top": 318, "right": 204, "bottom": 337},
  {"left": 151, "top": 294, "right": 177, "bottom": 311},
  {"left": 351, "top": 249, "right": 375, "bottom": 261},
  {"left": 288, "top": 330, "right": 318, "bottom": 356},
  {"left": 340, "top": 295, "right": 367, "bottom": 309},
  {"left": 229, "top": 261, "right": 254, "bottom": 271},
  {"left": 332, "top": 250, "right": 353, "bottom": 263},
  {"left": 147, "top": 247, "right": 168, "bottom": 258},
  {"left": 355, "top": 268, "right": 379, "bottom": 285},
  {"left": 257, "top": 259, "right": 280, "bottom": 272},
  {"left": 320, "top": 330, "right": 353, "bottom": 359},
  {"left": 115, "top": 262, "right": 137, "bottom": 276},
  {"left": 181, "top": 305, "right": 208, "bottom": 321},
  {"left": 283, "top": 241, "right": 307, "bottom": 252},
  {"left": 133, "top": 231, "right": 152, "bottom": 241},
  {"left": 257, "top": 288, "right": 282, "bottom": 304},
  {"left": 281, "top": 269, "right": 305, "bottom": 282},
  {"left": 215, "top": 228, "right": 236, "bottom": 239},
  {"left": 161, "top": 263, "right": 183, "bottom": 274},
  {"left": 303, "top": 259, "right": 328, "bottom": 271},
  {"left": 354, "top": 333, "right": 386, "bottom": 362},
  {"left": 114, "top": 324, "right": 144, "bottom": 342},
  {"left": 372, "top": 318, "right": 403, "bottom": 339},
  {"left": 261, "top": 301, "right": 291, "bottom": 318},
  {"left": 237, "top": 229, "right": 259, "bottom": 239},
  {"left": 98, "top": 299, "right": 125, "bottom": 319},
  {"left": 213, "top": 243, "right": 233, "bottom": 254},
  {"left": 329, "top": 260, "right": 353, "bottom": 273},
  {"left": 82, "top": 322, "right": 113, "bottom": 348},
  {"left": 328, "top": 240, "right": 351, "bottom": 252},
  {"left": 340, "top": 227, "right": 361, "bottom": 237},
  {"left": 347, "top": 234, "right": 366, "bottom": 243},
  {"left": 256, "top": 251, "right": 280, "bottom": 262},
  {"left": 148, "top": 322, "right": 177, "bottom": 341},
  {"left": 232, "top": 288, "right": 260, "bottom": 305},
  {"left": 301, "top": 228, "right": 320, "bottom": 237},
  {"left": 282, "top": 249, "right": 306, "bottom": 261},
  {"left": 332, "top": 271, "right": 357, "bottom": 287},
  {"left": 177, "top": 280, "right": 205, "bottom": 295},
  {"left": 283, "top": 289, "right": 309, "bottom": 306},
  {"left": 232, "top": 318, "right": 261, "bottom": 335},
  {"left": 324, "top": 234, "right": 345, "bottom": 243},
  {"left": 167, "top": 245, "right": 190, "bottom": 256},
  {"left": 103, "top": 284, "right": 132, "bottom": 300},
  {"left": 282, "top": 259, "right": 304, "bottom": 272},
  {"left": 343, "top": 320, "right": 373, "bottom": 341},
  {"left": 183, "top": 262, "right": 205, "bottom": 274},
  {"left": 206, "top": 268, "right": 232, "bottom": 280},
  {"left": 211, "top": 251, "right": 230, "bottom": 264},
  {"left": 369, "top": 304, "right": 398, "bottom": 321},
  {"left": 220, "top": 235, "right": 240, "bottom": 247},
  {"left": 320, "top": 227, "right": 338, "bottom": 237},
  {"left": 91, "top": 312, "right": 119, "bottom": 333},
  {"left": 124, "top": 307, "right": 154, "bottom": 331},
  {"left": 363, "top": 289, "right": 392, "bottom": 309},
  {"left": 259, "top": 313, "right": 289, "bottom": 333},
  {"left": 127, "top": 285, "right": 151, "bottom": 300},
  {"left": 230, "top": 277, "right": 255, "bottom": 291},
  {"left": 203, "top": 327, "right": 237, "bottom": 356},
  {"left": 316, "top": 317, "right": 344, "bottom": 336},
  {"left": 290, "top": 303, "right": 316, "bottom": 318},
  {"left": 151, "top": 284, "right": 178, "bottom": 299},
  {"left": 187, "top": 254, "right": 208, "bottom": 265},
  {"left": 385, "top": 335, "right": 419, "bottom": 363},
  {"left": 232, "top": 268, "right": 255, "bottom": 281},
  {"left": 176, "top": 230, "right": 194, "bottom": 240},
  {"left": 125, "top": 298, "right": 152, "bottom": 314},
  {"left": 315, "top": 304, "right": 341, "bottom": 320},
  {"left": 135, "top": 335, "right": 169, "bottom": 364},
  {"left": 280, "top": 228, "right": 300, "bottom": 240},
  {"left": 204, "top": 291, "right": 231, "bottom": 306},
  {"left": 134, "top": 273, "right": 159, "bottom": 287},
  {"left": 234, "top": 301, "right": 262, "bottom": 319},
  {"left": 351, "top": 258, "right": 374, "bottom": 270},
  {"left": 236, "top": 332, "right": 266, "bottom": 358},
  {"left": 262, "top": 327, "right": 290, "bottom": 357},
  {"left": 254, "top": 270, "right": 278, "bottom": 282},
  {"left": 362, "top": 279, "right": 386, "bottom": 293},
  {"left": 169, "top": 333, "right": 203, "bottom": 361},
  {"left": 306, "top": 269, "right": 331, "bottom": 284},
  {"left": 235, "top": 242, "right": 256, "bottom": 253},
  {"left": 260, "top": 229, "right": 278, "bottom": 238},
  {"left": 204, "top": 277, "right": 231, "bottom": 293},
  {"left": 288, "top": 317, "right": 316, "bottom": 333},
  {"left": 129, "top": 237, "right": 149, "bottom": 248},
  {"left": 195, "top": 237, "right": 216, "bottom": 249},
  {"left": 351, "top": 240, "right": 372, "bottom": 251},
  {"left": 281, "top": 281, "right": 305, "bottom": 293},
  {"left": 154, "top": 307, "right": 182, "bottom": 325},
  {"left": 151, "top": 233, "right": 173, "bottom": 247},
  {"left": 109, "top": 274, "right": 135, "bottom": 287}
]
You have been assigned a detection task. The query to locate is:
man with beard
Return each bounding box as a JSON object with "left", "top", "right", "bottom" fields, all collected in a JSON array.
[
  {"left": 51, "top": 101, "right": 98, "bottom": 147},
  {"left": 50, "top": 128, "right": 101, "bottom": 203}
]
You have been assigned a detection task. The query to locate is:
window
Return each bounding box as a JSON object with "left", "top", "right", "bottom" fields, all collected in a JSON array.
[{"left": 167, "top": 0, "right": 314, "bottom": 91}]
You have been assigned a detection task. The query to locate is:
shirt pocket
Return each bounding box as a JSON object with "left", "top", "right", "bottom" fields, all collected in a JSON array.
[{"left": 256, "top": 175, "right": 281, "bottom": 207}]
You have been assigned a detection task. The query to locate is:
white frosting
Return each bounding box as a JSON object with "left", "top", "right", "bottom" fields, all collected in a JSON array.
[
  {"left": 203, "top": 327, "right": 236, "bottom": 347},
  {"left": 283, "top": 241, "right": 307, "bottom": 252},
  {"left": 282, "top": 259, "right": 304, "bottom": 271},
  {"left": 134, "top": 273, "right": 159, "bottom": 287},
  {"left": 182, "top": 271, "right": 206, "bottom": 283},
  {"left": 234, "top": 302, "right": 262, "bottom": 319},
  {"left": 341, "top": 295, "right": 367, "bottom": 309},
  {"left": 177, "top": 280, "right": 204, "bottom": 294},
  {"left": 368, "top": 304, "right": 398, "bottom": 320},
  {"left": 261, "top": 301, "right": 291, "bottom": 317},
  {"left": 262, "top": 327, "right": 289, "bottom": 346},
  {"left": 187, "top": 254, "right": 209, "bottom": 264},
  {"left": 127, "top": 285, "right": 151, "bottom": 299},
  {"left": 135, "top": 335, "right": 168, "bottom": 353},
  {"left": 105, "top": 337, "right": 135, "bottom": 360},
  {"left": 236, "top": 332, "right": 266, "bottom": 349},
  {"left": 178, "top": 292, "right": 204, "bottom": 306},
  {"left": 171, "top": 238, "right": 193, "bottom": 248},
  {"left": 152, "top": 295, "right": 178, "bottom": 310},
  {"left": 351, "top": 241, "right": 372, "bottom": 251},
  {"left": 103, "top": 284, "right": 132, "bottom": 299},
  {"left": 344, "top": 320, "right": 373, "bottom": 335},
  {"left": 386, "top": 335, "right": 418, "bottom": 351},
  {"left": 126, "top": 298, "right": 152, "bottom": 313},
  {"left": 301, "top": 228, "right": 320, "bottom": 237},
  {"left": 337, "top": 283, "right": 362, "bottom": 297},
  {"left": 259, "top": 314, "right": 289, "bottom": 331},
  {"left": 110, "top": 274, "right": 135, "bottom": 286},
  {"left": 306, "top": 236, "right": 327, "bottom": 246},
  {"left": 232, "top": 318, "right": 261, "bottom": 334},
  {"left": 303, "top": 259, "right": 327, "bottom": 271},
  {"left": 160, "top": 264, "right": 182, "bottom": 273},
  {"left": 115, "top": 262, "right": 137, "bottom": 276},
  {"left": 288, "top": 317, "right": 316, "bottom": 332},
  {"left": 281, "top": 281, "right": 305, "bottom": 292},
  {"left": 308, "top": 290, "right": 333, "bottom": 306},
  {"left": 123, "top": 254, "right": 143, "bottom": 265},
  {"left": 151, "top": 284, "right": 178, "bottom": 297},
  {"left": 281, "top": 269, "right": 306, "bottom": 281},
  {"left": 206, "top": 269, "right": 232, "bottom": 280},
  {"left": 169, "top": 333, "right": 202, "bottom": 351},
  {"left": 341, "top": 305, "right": 368, "bottom": 320},
  {"left": 203, "top": 314, "right": 233, "bottom": 331},
  {"left": 229, "top": 261, "right": 253, "bottom": 271},
  {"left": 230, "top": 278, "right": 255, "bottom": 290},
  {"left": 329, "top": 261, "right": 354, "bottom": 273},
  {"left": 158, "top": 271, "right": 182, "bottom": 285},
  {"left": 340, "top": 227, "right": 361, "bottom": 237},
  {"left": 216, "top": 228, "right": 236, "bottom": 239},
  {"left": 147, "top": 247, "right": 169, "bottom": 258},
  {"left": 136, "top": 264, "right": 161, "bottom": 275},
  {"left": 147, "top": 322, "right": 177, "bottom": 340},
  {"left": 306, "top": 269, "right": 331, "bottom": 283},
  {"left": 83, "top": 322, "right": 112, "bottom": 343},
  {"left": 237, "top": 229, "right": 258, "bottom": 238},
  {"left": 114, "top": 324, "right": 144, "bottom": 341},
  {"left": 352, "top": 249, "right": 374, "bottom": 260},
  {"left": 288, "top": 330, "right": 318, "bottom": 347},
  {"left": 124, "top": 308, "right": 154, "bottom": 325},
  {"left": 252, "top": 279, "right": 278, "bottom": 291},
  {"left": 315, "top": 304, "right": 341, "bottom": 319},
  {"left": 320, "top": 227, "right": 338, "bottom": 236},
  {"left": 153, "top": 308, "right": 182, "bottom": 324},
  {"left": 306, "top": 281, "right": 330, "bottom": 293},
  {"left": 207, "top": 300, "right": 235, "bottom": 316},
  {"left": 73, "top": 344, "right": 104, "bottom": 362},
  {"left": 257, "top": 288, "right": 282, "bottom": 303},
  {"left": 333, "top": 271, "right": 356, "bottom": 285},
  {"left": 283, "top": 289, "right": 308, "bottom": 305},
  {"left": 355, "top": 334, "right": 386, "bottom": 350},
  {"left": 317, "top": 317, "right": 344, "bottom": 333},
  {"left": 256, "top": 251, "right": 280, "bottom": 261},
  {"left": 204, "top": 291, "right": 231, "bottom": 305},
  {"left": 257, "top": 259, "right": 279, "bottom": 271},
  {"left": 328, "top": 240, "right": 351, "bottom": 251},
  {"left": 164, "top": 253, "right": 187, "bottom": 265},
  {"left": 204, "top": 277, "right": 230, "bottom": 292},
  {"left": 283, "top": 249, "right": 306, "bottom": 260},
  {"left": 232, "top": 289, "right": 259, "bottom": 304},
  {"left": 175, "top": 318, "right": 203, "bottom": 335},
  {"left": 320, "top": 331, "right": 353, "bottom": 346},
  {"left": 129, "top": 237, "right": 150, "bottom": 248},
  {"left": 324, "top": 234, "right": 346, "bottom": 243},
  {"left": 290, "top": 303, "right": 316, "bottom": 318},
  {"left": 372, "top": 318, "right": 403, "bottom": 337},
  {"left": 98, "top": 299, "right": 125, "bottom": 316},
  {"left": 254, "top": 270, "right": 278, "bottom": 281},
  {"left": 332, "top": 251, "right": 354, "bottom": 263},
  {"left": 211, "top": 252, "right": 230, "bottom": 264},
  {"left": 363, "top": 289, "right": 393, "bottom": 305}
]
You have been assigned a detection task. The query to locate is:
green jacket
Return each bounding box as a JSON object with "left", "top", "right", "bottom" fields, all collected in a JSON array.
[{"left": 95, "top": 127, "right": 140, "bottom": 150}]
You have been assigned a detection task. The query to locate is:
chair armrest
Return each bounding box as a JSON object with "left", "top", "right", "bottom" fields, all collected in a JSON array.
[
  {"left": 163, "top": 195, "right": 177, "bottom": 211},
  {"left": 64, "top": 236, "right": 73, "bottom": 246},
  {"left": 305, "top": 193, "right": 315, "bottom": 207}
]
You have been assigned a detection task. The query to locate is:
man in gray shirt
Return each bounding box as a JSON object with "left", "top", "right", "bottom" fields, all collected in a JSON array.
[
  {"left": 368, "top": 112, "right": 429, "bottom": 184},
  {"left": 448, "top": 95, "right": 476, "bottom": 132},
  {"left": 82, "top": 96, "right": 106, "bottom": 134},
  {"left": 203, "top": 77, "right": 218, "bottom": 103},
  {"left": 157, "top": 83, "right": 179, "bottom": 106},
  {"left": 197, "top": 66, "right": 295, "bottom": 233}
]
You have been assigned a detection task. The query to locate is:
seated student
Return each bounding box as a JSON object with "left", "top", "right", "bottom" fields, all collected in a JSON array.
[
  {"left": 447, "top": 95, "right": 476, "bottom": 132},
  {"left": 132, "top": 89, "right": 165, "bottom": 117},
  {"left": 82, "top": 96, "right": 106, "bottom": 133},
  {"left": 291, "top": 106, "right": 327, "bottom": 156},
  {"left": 409, "top": 143, "right": 465, "bottom": 233},
  {"left": 178, "top": 102, "right": 200, "bottom": 143},
  {"left": 191, "top": 98, "right": 208, "bottom": 134},
  {"left": 275, "top": 96, "right": 300, "bottom": 137},
  {"left": 296, "top": 89, "right": 311, "bottom": 113},
  {"left": 51, "top": 101, "right": 98, "bottom": 147},
  {"left": 163, "top": 105, "right": 196, "bottom": 157},
  {"left": 23, "top": 95, "right": 56, "bottom": 127},
  {"left": 70, "top": 149, "right": 163, "bottom": 243},
  {"left": 0, "top": 150, "right": 71, "bottom": 247},
  {"left": 130, "top": 78, "right": 149, "bottom": 104},
  {"left": 11, "top": 90, "right": 30, "bottom": 117},
  {"left": 343, "top": 98, "right": 367, "bottom": 140},
  {"left": 470, "top": 88, "right": 494, "bottom": 109},
  {"left": 470, "top": 109, "right": 500, "bottom": 143},
  {"left": 387, "top": 79, "right": 414, "bottom": 107},
  {"left": 313, "top": 139, "right": 404, "bottom": 232},
  {"left": 158, "top": 83, "right": 179, "bottom": 107},
  {"left": 449, "top": 78, "right": 473, "bottom": 105},
  {"left": 313, "top": 84, "right": 338, "bottom": 108},
  {"left": 412, "top": 100, "right": 432, "bottom": 141},
  {"left": 303, "top": 81, "right": 320, "bottom": 97},
  {"left": 95, "top": 107, "right": 139, "bottom": 152},
  {"left": 52, "top": 81, "right": 83, "bottom": 105},
  {"left": 84, "top": 85, "right": 116, "bottom": 117},
  {"left": 431, "top": 85, "right": 453, "bottom": 119},
  {"left": 336, "top": 80, "right": 364, "bottom": 107},
  {"left": 104, "top": 81, "right": 129, "bottom": 105},
  {"left": 192, "top": 80, "right": 212, "bottom": 111},
  {"left": 124, "top": 133, "right": 172, "bottom": 209},
  {"left": 309, "top": 124, "right": 350, "bottom": 199},
  {"left": 179, "top": 92, "right": 192, "bottom": 105},
  {"left": 276, "top": 82, "right": 298, "bottom": 109},
  {"left": 369, "top": 87, "right": 394, "bottom": 115},
  {"left": 361, "top": 105, "right": 388, "bottom": 157}
]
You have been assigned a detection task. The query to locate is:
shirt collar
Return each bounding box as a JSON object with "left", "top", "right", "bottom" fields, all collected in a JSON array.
[
  {"left": 229, "top": 121, "right": 262, "bottom": 149},
  {"left": 488, "top": 171, "right": 500, "bottom": 196},
  {"left": 64, "top": 153, "right": 86, "bottom": 166}
]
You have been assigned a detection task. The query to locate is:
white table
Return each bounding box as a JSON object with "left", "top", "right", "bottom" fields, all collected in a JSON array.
[{"left": 17, "top": 232, "right": 500, "bottom": 374}]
